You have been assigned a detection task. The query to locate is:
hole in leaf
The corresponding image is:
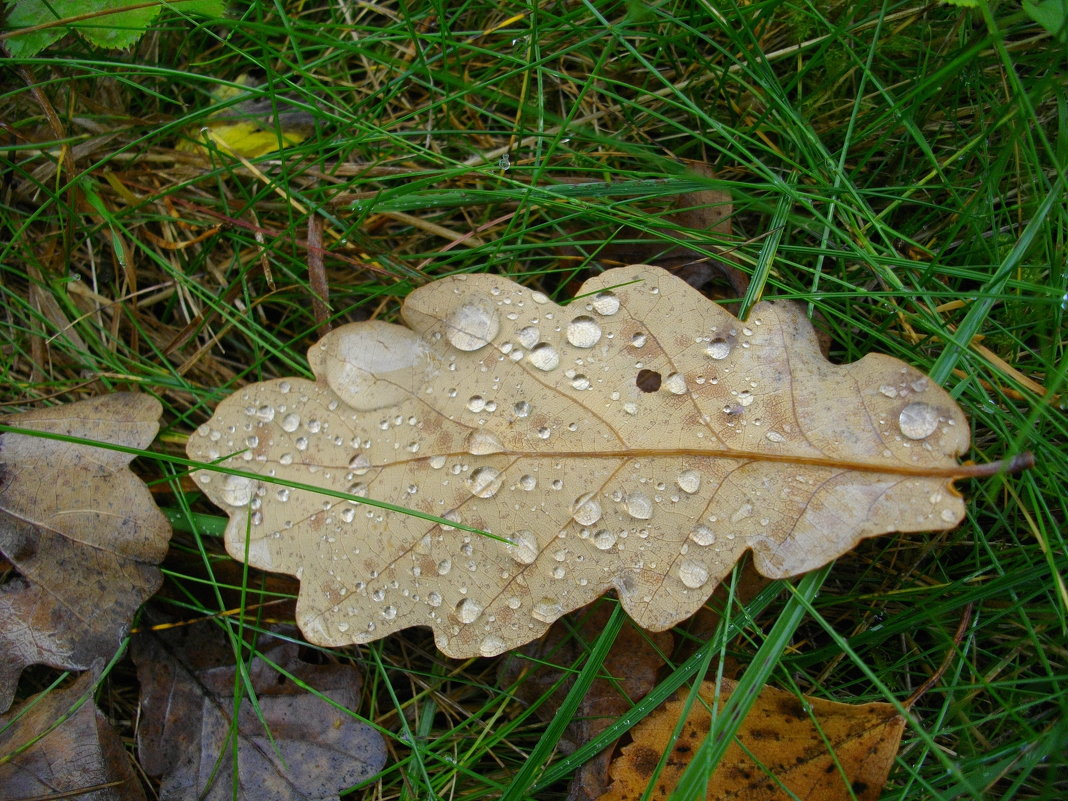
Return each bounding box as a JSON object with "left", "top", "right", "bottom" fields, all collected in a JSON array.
[{"left": 636, "top": 369, "right": 662, "bottom": 393}]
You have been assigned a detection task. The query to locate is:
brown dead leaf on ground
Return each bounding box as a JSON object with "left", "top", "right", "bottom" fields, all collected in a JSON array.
[
  {"left": 499, "top": 603, "right": 673, "bottom": 801},
  {"left": 597, "top": 679, "right": 905, "bottom": 801},
  {"left": 0, "top": 670, "right": 146, "bottom": 801},
  {"left": 0, "top": 393, "right": 170, "bottom": 713},
  {"left": 188, "top": 265, "right": 989, "bottom": 658},
  {"left": 133, "top": 622, "right": 387, "bottom": 800}
]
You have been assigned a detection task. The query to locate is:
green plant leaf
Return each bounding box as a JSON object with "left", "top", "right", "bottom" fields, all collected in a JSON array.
[
  {"left": 4, "top": 0, "right": 226, "bottom": 58},
  {"left": 1024, "top": 0, "right": 1068, "bottom": 42}
]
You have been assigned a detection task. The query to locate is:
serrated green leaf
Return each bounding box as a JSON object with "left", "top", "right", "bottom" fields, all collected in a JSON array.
[{"left": 4, "top": 0, "right": 227, "bottom": 58}]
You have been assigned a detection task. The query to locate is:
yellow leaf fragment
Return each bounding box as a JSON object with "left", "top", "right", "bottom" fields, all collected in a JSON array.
[
  {"left": 598, "top": 679, "right": 905, "bottom": 801},
  {"left": 188, "top": 265, "right": 971, "bottom": 657}
]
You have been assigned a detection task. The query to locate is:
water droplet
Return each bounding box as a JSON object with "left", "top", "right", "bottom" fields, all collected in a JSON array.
[
  {"left": 678, "top": 559, "right": 710, "bottom": 589},
  {"left": 513, "top": 400, "right": 532, "bottom": 418},
  {"left": 276, "top": 487, "right": 290, "bottom": 502},
  {"left": 219, "top": 475, "right": 254, "bottom": 506},
  {"left": 347, "top": 482, "right": 368, "bottom": 498},
  {"left": 899, "top": 402, "right": 939, "bottom": 440},
  {"left": 429, "top": 455, "right": 447, "bottom": 469},
  {"left": 537, "top": 426, "right": 551, "bottom": 440},
  {"left": 340, "top": 506, "right": 356, "bottom": 523},
  {"left": 571, "top": 374, "right": 591, "bottom": 390},
  {"left": 566, "top": 315, "right": 602, "bottom": 348},
  {"left": 879, "top": 384, "right": 898, "bottom": 398},
  {"left": 455, "top": 597, "right": 484, "bottom": 624},
  {"left": 592, "top": 529, "right": 617, "bottom": 550},
  {"left": 382, "top": 605, "right": 397, "bottom": 620},
  {"left": 254, "top": 405, "right": 275, "bottom": 422},
  {"left": 664, "top": 373, "right": 688, "bottom": 394},
  {"left": 765, "top": 430, "right": 786, "bottom": 443},
  {"left": 528, "top": 343, "right": 560, "bottom": 371},
  {"left": 427, "top": 591, "right": 442, "bottom": 607},
  {"left": 518, "top": 474, "right": 537, "bottom": 491},
  {"left": 295, "top": 436, "right": 308, "bottom": 451},
  {"left": 517, "top": 325, "right": 540, "bottom": 349},
  {"left": 676, "top": 470, "right": 701, "bottom": 494},
  {"left": 509, "top": 530, "right": 539, "bottom": 564},
  {"left": 705, "top": 338, "right": 731, "bottom": 360},
  {"left": 281, "top": 413, "right": 300, "bottom": 433},
  {"left": 467, "top": 466, "right": 503, "bottom": 498},
  {"left": 467, "top": 395, "right": 487, "bottom": 413},
  {"left": 465, "top": 430, "right": 505, "bottom": 455},
  {"left": 571, "top": 493, "right": 603, "bottom": 526},
  {"left": 630, "top": 332, "right": 647, "bottom": 347},
  {"left": 306, "top": 419, "right": 322, "bottom": 433},
  {"left": 625, "top": 492, "right": 653, "bottom": 520},
  {"left": 480, "top": 634, "right": 507, "bottom": 657},
  {"left": 730, "top": 502, "right": 752, "bottom": 522},
  {"left": 552, "top": 565, "right": 566, "bottom": 579},
  {"left": 446, "top": 296, "right": 500, "bottom": 351},
  {"left": 532, "top": 598, "right": 563, "bottom": 623},
  {"left": 436, "top": 559, "right": 452, "bottom": 575},
  {"left": 348, "top": 453, "right": 372, "bottom": 474},
  {"left": 737, "top": 390, "right": 755, "bottom": 407},
  {"left": 689, "top": 524, "right": 716, "bottom": 546},
  {"left": 591, "top": 291, "right": 620, "bottom": 315}
]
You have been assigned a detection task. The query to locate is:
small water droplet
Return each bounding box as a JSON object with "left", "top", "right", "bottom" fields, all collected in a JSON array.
[
  {"left": 436, "top": 559, "right": 452, "bottom": 575},
  {"left": 455, "top": 597, "right": 484, "bottom": 624},
  {"left": 348, "top": 453, "right": 372, "bottom": 474},
  {"left": 467, "top": 466, "right": 503, "bottom": 498},
  {"left": 689, "top": 524, "right": 716, "bottom": 546},
  {"left": 765, "top": 430, "right": 786, "bottom": 443},
  {"left": 528, "top": 343, "right": 560, "bottom": 371},
  {"left": 571, "top": 493, "right": 603, "bottom": 526},
  {"left": 446, "top": 296, "right": 500, "bottom": 351},
  {"left": 678, "top": 559, "right": 710, "bottom": 589},
  {"left": 513, "top": 400, "right": 532, "bottom": 418},
  {"left": 340, "top": 506, "right": 356, "bottom": 523},
  {"left": 571, "top": 373, "right": 591, "bottom": 390},
  {"left": 940, "top": 508, "right": 957, "bottom": 523},
  {"left": 347, "top": 482, "right": 368, "bottom": 498},
  {"left": 276, "top": 487, "right": 290, "bottom": 502},
  {"left": 518, "top": 474, "right": 537, "bottom": 491},
  {"left": 382, "top": 605, "right": 397, "bottom": 620},
  {"left": 592, "top": 529, "right": 617, "bottom": 550},
  {"left": 899, "top": 402, "right": 939, "bottom": 440},
  {"left": 591, "top": 291, "right": 620, "bottom": 315},
  {"left": 879, "top": 384, "right": 898, "bottom": 398},
  {"left": 254, "top": 405, "right": 275, "bottom": 422},
  {"left": 219, "top": 475, "right": 254, "bottom": 506},
  {"left": 465, "top": 430, "right": 504, "bottom": 455},
  {"left": 429, "top": 455, "right": 447, "bottom": 469},
  {"left": 625, "top": 492, "right": 654, "bottom": 520},
  {"left": 705, "top": 338, "right": 731, "bottom": 360},
  {"left": 676, "top": 470, "right": 701, "bottom": 494},
  {"left": 517, "top": 325, "right": 540, "bottom": 349},
  {"left": 427, "top": 591, "right": 442, "bottom": 607},
  {"left": 480, "top": 634, "right": 507, "bottom": 656},
  {"left": 566, "top": 315, "right": 602, "bottom": 348},
  {"left": 467, "top": 395, "right": 487, "bottom": 413},
  {"left": 532, "top": 598, "right": 563, "bottom": 623},
  {"left": 731, "top": 502, "right": 753, "bottom": 522},
  {"left": 537, "top": 426, "right": 551, "bottom": 440},
  {"left": 509, "top": 530, "right": 539, "bottom": 564},
  {"left": 737, "top": 390, "right": 755, "bottom": 407},
  {"left": 281, "top": 413, "right": 300, "bottom": 433},
  {"left": 630, "top": 332, "right": 647, "bottom": 348},
  {"left": 664, "top": 373, "right": 688, "bottom": 394}
]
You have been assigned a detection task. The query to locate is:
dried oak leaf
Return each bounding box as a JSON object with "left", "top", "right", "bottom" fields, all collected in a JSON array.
[
  {"left": 0, "top": 670, "right": 146, "bottom": 801},
  {"left": 0, "top": 394, "right": 170, "bottom": 713},
  {"left": 596, "top": 679, "right": 905, "bottom": 801},
  {"left": 187, "top": 265, "right": 970, "bottom": 658},
  {"left": 133, "top": 623, "right": 387, "bottom": 800}
]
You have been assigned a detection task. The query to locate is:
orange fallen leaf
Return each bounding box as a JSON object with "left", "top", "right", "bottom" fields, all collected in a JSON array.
[{"left": 597, "top": 679, "right": 905, "bottom": 801}]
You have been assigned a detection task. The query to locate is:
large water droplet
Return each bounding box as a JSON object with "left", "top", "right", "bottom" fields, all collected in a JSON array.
[
  {"left": 509, "top": 530, "right": 539, "bottom": 564},
  {"left": 591, "top": 291, "right": 620, "bottom": 315},
  {"left": 705, "top": 338, "right": 731, "bottom": 360},
  {"left": 465, "top": 430, "right": 505, "bottom": 455},
  {"left": 281, "top": 413, "right": 300, "bottom": 433},
  {"left": 625, "top": 492, "right": 654, "bottom": 520},
  {"left": 664, "top": 373, "right": 688, "bottom": 395},
  {"left": 571, "top": 374, "right": 591, "bottom": 391},
  {"left": 592, "top": 529, "right": 617, "bottom": 550},
  {"left": 467, "top": 466, "right": 503, "bottom": 498},
  {"left": 455, "top": 597, "right": 484, "bottom": 624},
  {"left": 676, "top": 470, "right": 701, "bottom": 494},
  {"left": 427, "top": 591, "right": 443, "bottom": 607},
  {"left": 532, "top": 597, "right": 563, "bottom": 623},
  {"left": 566, "top": 315, "right": 602, "bottom": 348},
  {"left": 517, "top": 325, "right": 540, "bottom": 349},
  {"left": 765, "top": 430, "right": 786, "bottom": 443},
  {"left": 678, "top": 559, "right": 710, "bottom": 589},
  {"left": 219, "top": 475, "right": 254, "bottom": 506},
  {"left": 898, "top": 402, "right": 939, "bottom": 440},
  {"left": 480, "top": 634, "right": 507, "bottom": 657},
  {"left": 513, "top": 400, "right": 532, "bottom": 418},
  {"left": 689, "top": 524, "right": 716, "bottom": 546},
  {"left": 348, "top": 453, "right": 372, "bottom": 474},
  {"left": 528, "top": 343, "right": 560, "bottom": 371},
  {"left": 571, "top": 493, "right": 603, "bottom": 526},
  {"left": 467, "top": 395, "right": 487, "bottom": 413},
  {"left": 436, "top": 559, "right": 452, "bottom": 575},
  {"left": 518, "top": 474, "right": 537, "bottom": 491},
  {"left": 446, "top": 296, "right": 500, "bottom": 351}
]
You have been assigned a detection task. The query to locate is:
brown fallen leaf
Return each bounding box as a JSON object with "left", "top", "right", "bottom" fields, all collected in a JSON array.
[
  {"left": 0, "top": 393, "right": 170, "bottom": 713},
  {"left": 499, "top": 603, "right": 673, "bottom": 801},
  {"left": 187, "top": 264, "right": 1000, "bottom": 658},
  {"left": 133, "top": 622, "right": 387, "bottom": 800},
  {"left": 596, "top": 679, "right": 905, "bottom": 801},
  {"left": 0, "top": 670, "right": 146, "bottom": 801}
]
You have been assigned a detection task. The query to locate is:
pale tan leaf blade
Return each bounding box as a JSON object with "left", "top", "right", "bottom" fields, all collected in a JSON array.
[
  {"left": 187, "top": 266, "right": 968, "bottom": 657},
  {"left": 0, "top": 394, "right": 171, "bottom": 712}
]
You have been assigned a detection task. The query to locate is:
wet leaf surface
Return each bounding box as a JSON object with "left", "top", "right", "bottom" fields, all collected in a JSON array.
[
  {"left": 133, "top": 622, "right": 387, "bottom": 801},
  {"left": 596, "top": 678, "right": 905, "bottom": 801},
  {"left": 0, "top": 394, "right": 170, "bottom": 712},
  {"left": 188, "top": 265, "right": 971, "bottom": 657}
]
